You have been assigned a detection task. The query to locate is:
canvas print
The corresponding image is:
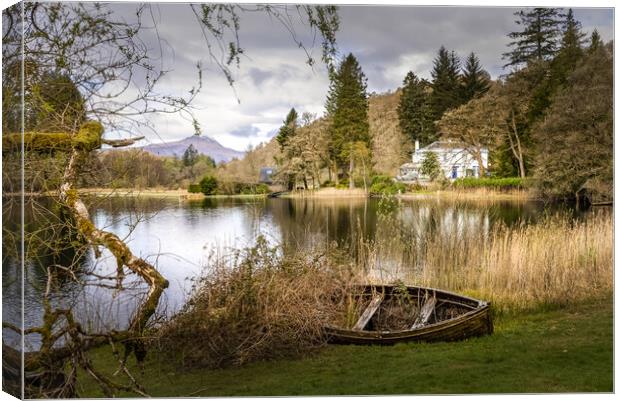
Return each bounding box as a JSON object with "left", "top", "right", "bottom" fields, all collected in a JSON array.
[{"left": 1, "top": 1, "right": 614, "bottom": 398}]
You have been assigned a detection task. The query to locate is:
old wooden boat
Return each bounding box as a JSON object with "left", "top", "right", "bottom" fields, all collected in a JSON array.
[{"left": 325, "top": 284, "right": 493, "bottom": 345}]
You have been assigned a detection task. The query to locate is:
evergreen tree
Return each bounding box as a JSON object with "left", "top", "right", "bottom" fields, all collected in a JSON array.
[
  {"left": 326, "top": 53, "right": 369, "bottom": 188},
  {"left": 460, "top": 52, "right": 490, "bottom": 103},
  {"left": 397, "top": 71, "right": 433, "bottom": 145},
  {"left": 276, "top": 108, "right": 298, "bottom": 150},
  {"left": 503, "top": 8, "right": 564, "bottom": 68},
  {"left": 182, "top": 144, "right": 198, "bottom": 168},
  {"left": 530, "top": 9, "right": 585, "bottom": 122},
  {"left": 553, "top": 9, "right": 586, "bottom": 77},
  {"left": 420, "top": 152, "right": 442, "bottom": 181},
  {"left": 429, "top": 46, "right": 462, "bottom": 133},
  {"left": 588, "top": 29, "right": 603, "bottom": 54}
]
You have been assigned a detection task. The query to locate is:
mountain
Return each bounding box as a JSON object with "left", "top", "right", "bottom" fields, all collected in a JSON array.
[{"left": 140, "top": 135, "right": 244, "bottom": 163}]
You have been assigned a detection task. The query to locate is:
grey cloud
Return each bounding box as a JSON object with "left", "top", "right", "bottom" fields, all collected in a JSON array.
[
  {"left": 229, "top": 125, "right": 261, "bottom": 138},
  {"left": 247, "top": 68, "right": 274, "bottom": 86},
  {"left": 99, "top": 3, "right": 613, "bottom": 151}
]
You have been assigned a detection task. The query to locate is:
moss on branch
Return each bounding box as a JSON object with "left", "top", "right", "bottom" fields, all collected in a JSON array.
[{"left": 2, "top": 121, "right": 104, "bottom": 152}]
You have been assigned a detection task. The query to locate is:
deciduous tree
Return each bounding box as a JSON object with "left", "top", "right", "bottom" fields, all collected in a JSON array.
[{"left": 533, "top": 42, "right": 612, "bottom": 201}]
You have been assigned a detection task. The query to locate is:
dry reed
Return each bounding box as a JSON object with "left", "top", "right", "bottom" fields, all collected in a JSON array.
[{"left": 361, "top": 209, "right": 613, "bottom": 313}]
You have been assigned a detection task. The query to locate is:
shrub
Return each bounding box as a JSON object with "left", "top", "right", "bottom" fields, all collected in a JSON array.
[
  {"left": 336, "top": 178, "right": 349, "bottom": 189},
  {"left": 420, "top": 152, "right": 441, "bottom": 181},
  {"left": 452, "top": 177, "right": 526, "bottom": 191},
  {"left": 255, "top": 183, "right": 270, "bottom": 194},
  {"left": 199, "top": 175, "right": 218, "bottom": 195},
  {"left": 214, "top": 181, "right": 270, "bottom": 195},
  {"left": 321, "top": 180, "right": 336, "bottom": 188},
  {"left": 187, "top": 184, "right": 201, "bottom": 193},
  {"left": 370, "top": 175, "right": 407, "bottom": 195},
  {"left": 155, "top": 237, "right": 355, "bottom": 369}
]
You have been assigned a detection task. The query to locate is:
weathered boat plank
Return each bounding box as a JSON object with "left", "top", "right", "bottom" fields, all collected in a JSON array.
[
  {"left": 411, "top": 295, "right": 436, "bottom": 329},
  {"left": 353, "top": 293, "right": 384, "bottom": 331}
]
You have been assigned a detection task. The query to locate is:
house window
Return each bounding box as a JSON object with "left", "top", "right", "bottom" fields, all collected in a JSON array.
[{"left": 466, "top": 169, "right": 474, "bottom": 177}]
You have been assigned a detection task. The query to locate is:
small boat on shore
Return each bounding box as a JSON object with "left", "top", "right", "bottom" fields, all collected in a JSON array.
[{"left": 325, "top": 284, "right": 493, "bottom": 345}]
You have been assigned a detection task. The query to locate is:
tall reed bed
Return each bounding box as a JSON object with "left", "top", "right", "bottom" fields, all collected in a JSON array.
[{"left": 360, "top": 209, "right": 613, "bottom": 313}]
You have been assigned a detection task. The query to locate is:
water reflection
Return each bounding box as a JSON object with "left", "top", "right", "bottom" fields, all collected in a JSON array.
[{"left": 3, "top": 195, "right": 586, "bottom": 349}]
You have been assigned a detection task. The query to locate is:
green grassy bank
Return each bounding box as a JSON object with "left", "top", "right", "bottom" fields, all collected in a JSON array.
[{"left": 78, "top": 298, "right": 612, "bottom": 396}]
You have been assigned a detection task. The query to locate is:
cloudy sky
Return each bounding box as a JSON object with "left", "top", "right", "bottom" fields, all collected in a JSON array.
[{"left": 107, "top": 4, "right": 614, "bottom": 151}]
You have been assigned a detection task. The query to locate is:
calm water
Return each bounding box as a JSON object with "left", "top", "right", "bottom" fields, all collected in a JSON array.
[{"left": 2, "top": 195, "right": 585, "bottom": 349}]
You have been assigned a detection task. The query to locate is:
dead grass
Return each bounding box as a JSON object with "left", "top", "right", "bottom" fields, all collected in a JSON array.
[
  {"left": 398, "top": 188, "right": 535, "bottom": 201},
  {"left": 154, "top": 237, "right": 357, "bottom": 369},
  {"left": 360, "top": 209, "right": 613, "bottom": 313}
]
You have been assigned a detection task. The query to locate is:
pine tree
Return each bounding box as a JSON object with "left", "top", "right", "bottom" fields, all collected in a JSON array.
[
  {"left": 530, "top": 9, "right": 585, "bottom": 121},
  {"left": 276, "top": 107, "right": 298, "bottom": 150},
  {"left": 397, "top": 71, "right": 433, "bottom": 145},
  {"left": 503, "top": 8, "right": 564, "bottom": 68},
  {"left": 588, "top": 29, "right": 603, "bottom": 54},
  {"left": 554, "top": 9, "right": 586, "bottom": 75},
  {"left": 460, "top": 52, "right": 490, "bottom": 103},
  {"left": 326, "top": 53, "right": 369, "bottom": 188},
  {"left": 429, "top": 46, "right": 462, "bottom": 127},
  {"left": 182, "top": 144, "right": 198, "bottom": 167}
]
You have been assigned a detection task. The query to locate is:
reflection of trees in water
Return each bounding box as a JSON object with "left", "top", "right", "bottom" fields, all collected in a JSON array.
[{"left": 266, "top": 198, "right": 379, "bottom": 255}]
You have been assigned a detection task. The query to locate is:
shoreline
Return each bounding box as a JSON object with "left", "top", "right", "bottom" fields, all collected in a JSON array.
[
  {"left": 18, "top": 187, "right": 537, "bottom": 201},
  {"left": 70, "top": 188, "right": 269, "bottom": 200},
  {"left": 279, "top": 187, "right": 537, "bottom": 201}
]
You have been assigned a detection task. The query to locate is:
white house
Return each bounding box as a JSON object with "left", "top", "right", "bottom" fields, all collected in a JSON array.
[{"left": 397, "top": 140, "right": 489, "bottom": 182}]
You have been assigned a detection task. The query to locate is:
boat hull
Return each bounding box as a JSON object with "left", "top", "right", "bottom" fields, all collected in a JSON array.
[{"left": 324, "top": 285, "right": 493, "bottom": 345}]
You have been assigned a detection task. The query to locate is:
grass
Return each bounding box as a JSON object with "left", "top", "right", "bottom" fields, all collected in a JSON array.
[{"left": 77, "top": 297, "right": 612, "bottom": 396}]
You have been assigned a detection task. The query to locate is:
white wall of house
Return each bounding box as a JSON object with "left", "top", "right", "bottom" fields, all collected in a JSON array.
[{"left": 397, "top": 141, "right": 489, "bottom": 182}]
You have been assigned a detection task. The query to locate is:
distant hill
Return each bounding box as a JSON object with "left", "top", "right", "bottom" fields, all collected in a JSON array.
[{"left": 140, "top": 135, "right": 244, "bottom": 163}]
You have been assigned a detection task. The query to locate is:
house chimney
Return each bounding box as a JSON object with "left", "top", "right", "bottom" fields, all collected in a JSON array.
[{"left": 415, "top": 140, "right": 419, "bottom": 152}]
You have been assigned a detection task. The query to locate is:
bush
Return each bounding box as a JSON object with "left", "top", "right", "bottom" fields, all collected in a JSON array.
[
  {"left": 255, "top": 183, "right": 270, "bottom": 194},
  {"left": 200, "top": 175, "right": 218, "bottom": 195},
  {"left": 155, "top": 238, "right": 354, "bottom": 369},
  {"left": 335, "top": 178, "right": 349, "bottom": 189},
  {"left": 187, "top": 184, "right": 201, "bottom": 193},
  {"left": 215, "top": 181, "right": 270, "bottom": 195},
  {"left": 370, "top": 175, "right": 407, "bottom": 195},
  {"left": 321, "top": 180, "right": 336, "bottom": 188},
  {"left": 452, "top": 177, "right": 526, "bottom": 191}
]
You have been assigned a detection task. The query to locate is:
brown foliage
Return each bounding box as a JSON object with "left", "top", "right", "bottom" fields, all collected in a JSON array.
[
  {"left": 532, "top": 43, "right": 613, "bottom": 199},
  {"left": 155, "top": 237, "right": 355, "bottom": 369}
]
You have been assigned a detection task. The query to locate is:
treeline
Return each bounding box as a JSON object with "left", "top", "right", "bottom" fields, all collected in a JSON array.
[
  {"left": 396, "top": 8, "right": 612, "bottom": 200},
  {"left": 87, "top": 145, "right": 217, "bottom": 189}
]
